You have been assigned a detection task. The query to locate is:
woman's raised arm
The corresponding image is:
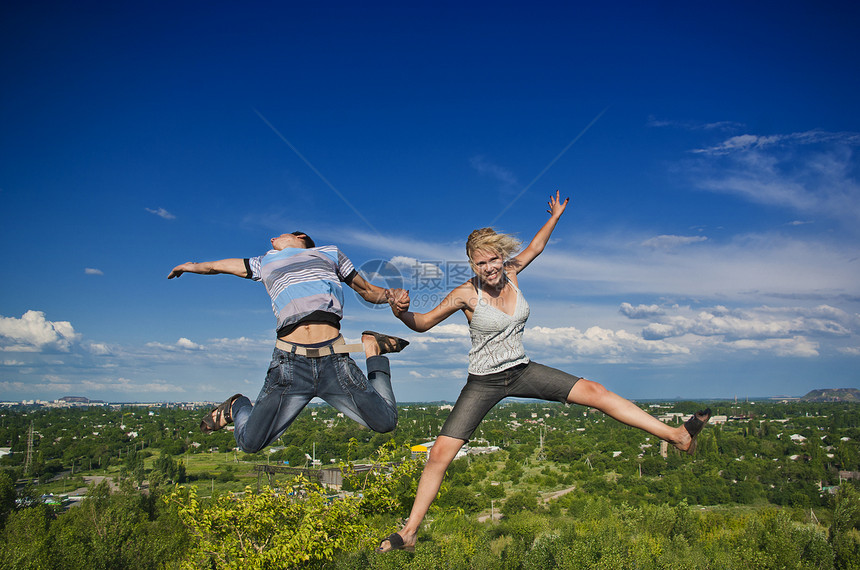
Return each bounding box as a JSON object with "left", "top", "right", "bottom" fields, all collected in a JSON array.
[{"left": 509, "top": 190, "right": 569, "bottom": 273}]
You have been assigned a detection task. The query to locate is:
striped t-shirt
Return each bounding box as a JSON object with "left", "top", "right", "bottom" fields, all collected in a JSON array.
[{"left": 245, "top": 246, "right": 358, "bottom": 337}]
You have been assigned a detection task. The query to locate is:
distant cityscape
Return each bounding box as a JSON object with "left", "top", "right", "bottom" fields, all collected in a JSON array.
[
  {"left": 0, "top": 396, "right": 208, "bottom": 410},
  {"left": 4, "top": 387, "right": 858, "bottom": 409},
  {"left": 0, "top": 394, "right": 778, "bottom": 409}
]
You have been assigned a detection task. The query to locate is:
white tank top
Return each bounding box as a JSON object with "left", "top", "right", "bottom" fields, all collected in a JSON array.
[{"left": 467, "top": 276, "right": 530, "bottom": 375}]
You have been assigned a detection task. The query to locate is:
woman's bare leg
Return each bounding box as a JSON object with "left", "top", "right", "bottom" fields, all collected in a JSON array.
[
  {"left": 567, "top": 379, "right": 695, "bottom": 452},
  {"left": 377, "top": 435, "right": 465, "bottom": 551}
]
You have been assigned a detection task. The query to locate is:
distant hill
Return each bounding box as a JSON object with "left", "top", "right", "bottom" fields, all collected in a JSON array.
[{"left": 800, "top": 388, "right": 860, "bottom": 402}]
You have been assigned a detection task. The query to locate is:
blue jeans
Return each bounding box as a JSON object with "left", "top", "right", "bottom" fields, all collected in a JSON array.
[{"left": 231, "top": 348, "right": 397, "bottom": 453}]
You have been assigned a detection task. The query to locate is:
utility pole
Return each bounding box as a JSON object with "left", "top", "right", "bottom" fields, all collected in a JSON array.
[
  {"left": 538, "top": 427, "right": 546, "bottom": 461},
  {"left": 24, "top": 421, "right": 34, "bottom": 476}
]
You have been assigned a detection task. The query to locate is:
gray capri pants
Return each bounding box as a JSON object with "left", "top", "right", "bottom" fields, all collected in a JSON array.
[{"left": 439, "top": 361, "right": 581, "bottom": 442}]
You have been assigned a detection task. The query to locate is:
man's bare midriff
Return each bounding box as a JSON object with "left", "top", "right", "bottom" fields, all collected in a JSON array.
[{"left": 278, "top": 323, "right": 341, "bottom": 345}]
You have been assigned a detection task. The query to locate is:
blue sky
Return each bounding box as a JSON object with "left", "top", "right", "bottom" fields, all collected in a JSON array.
[{"left": 2, "top": 1, "right": 859, "bottom": 403}]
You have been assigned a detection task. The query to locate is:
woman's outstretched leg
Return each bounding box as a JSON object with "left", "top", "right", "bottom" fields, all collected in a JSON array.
[
  {"left": 376, "top": 435, "right": 465, "bottom": 552},
  {"left": 567, "top": 379, "right": 708, "bottom": 453}
]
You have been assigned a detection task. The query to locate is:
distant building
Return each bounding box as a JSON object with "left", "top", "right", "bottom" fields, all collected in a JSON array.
[
  {"left": 466, "top": 445, "right": 500, "bottom": 456},
  {"left": 411, "top": 443, "right": 432, "bottom": 461},
  {"left": 411, "top": 441, "right": 469, "bottom": 462}
]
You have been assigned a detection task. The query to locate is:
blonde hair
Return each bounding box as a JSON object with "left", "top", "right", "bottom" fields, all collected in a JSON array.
[{"left": 466, "top": 228, "right": 522, "bottom": 269}]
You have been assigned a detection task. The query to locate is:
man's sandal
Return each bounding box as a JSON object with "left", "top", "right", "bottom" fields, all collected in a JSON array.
[
  {"left": 376, "top": 532, "right": 414, "bottom": 553},
  {"left": 681, "top": 408, "right": 712, "bottom": 456},
  {"left": 362, "top": 331, "right": 409, "bottom": 355},
  {"left": 200, "top": 394, "right": 242, "bottom": 434}
]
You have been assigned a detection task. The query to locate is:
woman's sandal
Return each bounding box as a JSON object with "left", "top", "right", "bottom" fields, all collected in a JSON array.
[
  {"left": 376, "top": 532, "right": 414, "bottom": 553},
  {"left": 362, "top": 331, "right": 409, "bottom": 355},
  {"left": 200, "top": 393, "right": 242, "bottom": 434},
  {"left": 681, "top": 408, "right": 712, "bottom": 456}
]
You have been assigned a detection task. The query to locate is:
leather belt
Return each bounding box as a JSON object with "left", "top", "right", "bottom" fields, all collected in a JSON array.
[{"left": 275, "top": 335, "right": 364, "bottom": 357}]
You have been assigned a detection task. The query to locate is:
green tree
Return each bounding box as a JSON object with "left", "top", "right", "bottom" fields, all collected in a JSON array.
[
  {"left": 501, "top": 490, "right": 538, "bottom": 518},
  {"left": 153, "top": 451, "right": 186, "bottom": 484},
  {"left": 170, "top": 477, "right": 374, "bottom": 568},
  {"left": 437, "top": 485, "right": 482, "bottom": 513},
  {"left": 0, "top": 471, "right": 16, "bottom": 528},
  {"left": 0, "top": 505, "right": 52, "bottom": 569},
  {"left": 830, "top": 486, "right": 860, "bottom": 570},
  {"left": 121, "top": 448, "right": 145, "bottom": 487},
  {"left": 169, "top": 443, "right": 422, "bottom": 568},
  {"left": 49, "top": 480, "right": 185, "bottom": 570},
  {"left": 483, "top": 481, "right": 506, "bottom": 499}
]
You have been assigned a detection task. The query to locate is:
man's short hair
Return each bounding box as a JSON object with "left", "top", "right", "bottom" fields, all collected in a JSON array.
[{"left": 291, "top": 231, "right": 315, "bottom": 248}]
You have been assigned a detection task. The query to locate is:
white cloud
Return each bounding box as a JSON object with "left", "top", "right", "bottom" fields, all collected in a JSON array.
[
  {"left": 688, "top": 130, "right": 860, "bottom": 227},
  {"left": 337, "top": 228, "right": 464, "bottom": 262},
  {"left": 400, "top": 325, "right": 470, "bottom": 354},
  {"left": 470, "top": 155, "right": 519, "bottom": 188},
  {"left": 145, "top": 338, "right": 205, "bottom": 352},
  {"left": 647, "top": 116, "right": 744, "bottom": 131},
  {"left": 389, "top": 256, "right": 444, "bottom": 280},
  {"left": 521, "top": 302, "right": 858, "bottom": 363},
  {"left": 85, "top": 268, "right": 104, "bottom": 276},
  {"left": 525, "top": 325, "right": 689, "bottom": 362},
  {"left": 643, "top": 310, "right": 790, "bottom": 341},
  {"left": 640, "top": 235, "right": 708, "bottom": 250},
  {"left": 81, "top": 377, "right": 185, "bottom": 393},
  {"left": 424, "top": 324, "right": 470, "bottom": 338},
  {"left": 0, "top": 311, "right": 79, "bottom": 352},
  {"left": 693, "top": 131, "right": 860, "bottom": 155},
  {"left": 208, "top": 337, "right": 268, "bottom": 350},
  {"left": 726, "top": 337, "right": 820, "bottom": 358},
  {"left": 693, "top": 134, "right": 769, "bottom": 154},
  {"left": 145, "top": 207, "right": 176, "bottom": 220},
  {"left": 639, "top": 304, "right": 853, "bottom": 347},
  {"left": 407, "top": 369, "right": 454, "bottom": 379},
  {"left": 619, "top": 303, "right": 665, "bottom": 319},
  {"left": 524, "top": 231, "right": 860, "bottom": 302},
  {"left": 86, "top": 342, "right": 113, "bottom": 356},
  {"left": 0, "top": 381, "right": 30, "bottom": 392},
  {"left": 176, "top": 337, "right": 203, "bottom": 350}
]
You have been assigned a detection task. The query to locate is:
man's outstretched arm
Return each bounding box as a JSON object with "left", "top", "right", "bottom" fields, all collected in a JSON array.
[
  {"left": 167, "top": 258, "right": 248, "bottom": 279},
  {"left": 347, "top": 273, "right": 410, "bottom": 309}
]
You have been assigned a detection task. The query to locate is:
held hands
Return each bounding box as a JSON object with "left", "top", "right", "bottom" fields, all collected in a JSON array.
[
  {"left": 547, "top": 189, "right": 569, "bottom": 219},
  {"left": 385, "top": 288, "right": 411, "bottom": 316}
]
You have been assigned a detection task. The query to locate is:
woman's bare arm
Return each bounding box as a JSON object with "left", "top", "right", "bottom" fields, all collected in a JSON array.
[
  {"left": 394, "top": 283, "right": 474, "bottom": 332},
  {"left": 509, "top": 190, "right": 569, "bottom": 273}
]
